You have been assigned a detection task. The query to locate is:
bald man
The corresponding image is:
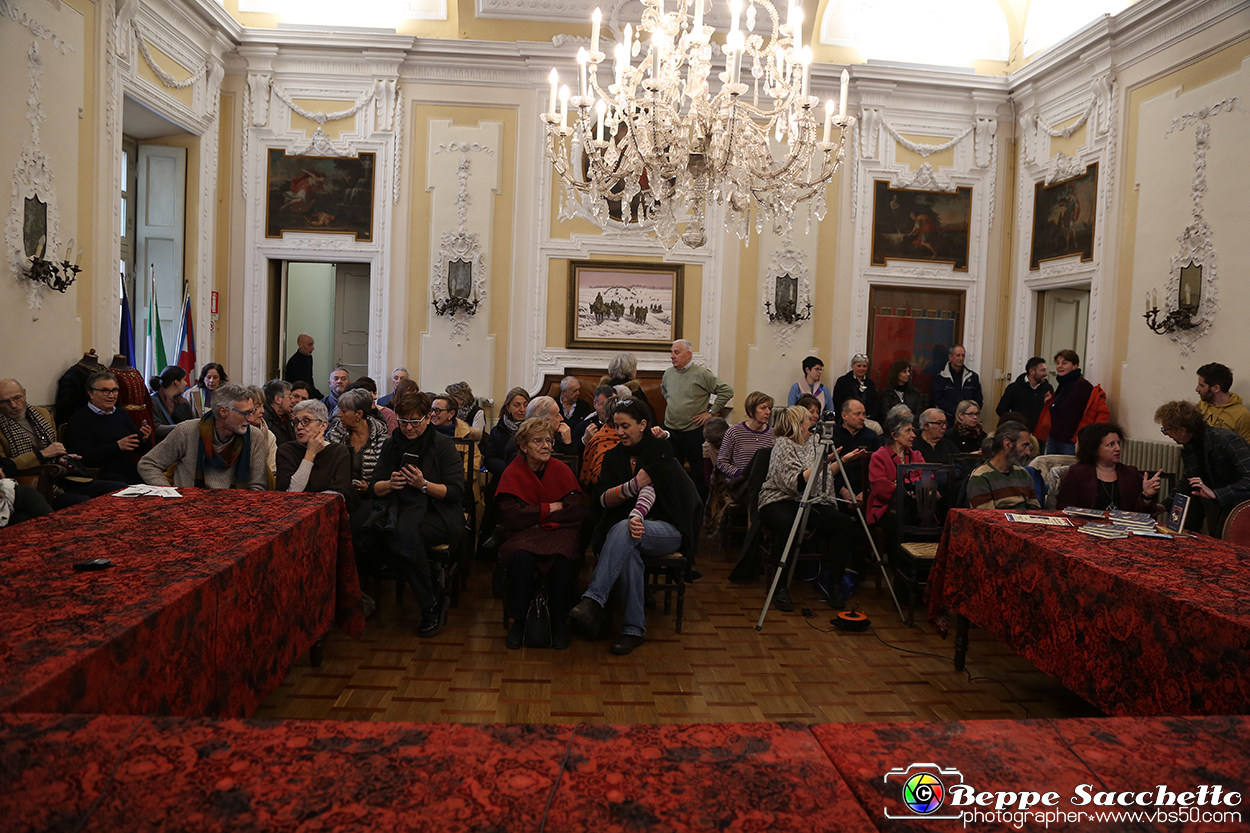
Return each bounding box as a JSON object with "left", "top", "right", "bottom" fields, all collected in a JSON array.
[
  {"left": 661, "top": 339, "right": 734, "bottom": 504},
  {"left": 283, "top": 333, "right": 323, "bottom": 400}
]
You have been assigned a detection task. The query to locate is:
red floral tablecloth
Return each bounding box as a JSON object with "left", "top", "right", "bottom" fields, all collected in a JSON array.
[
  {"left": 926, "top": 509, "right": 1250, "bottom": 716},
  {"left": 0, "top": 490, "right": 363, "bottom": 717}
]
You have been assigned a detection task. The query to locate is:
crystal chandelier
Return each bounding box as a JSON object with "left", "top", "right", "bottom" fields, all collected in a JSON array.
[{"left": 544, "top": 0, "right": 854, "bottom": 250}]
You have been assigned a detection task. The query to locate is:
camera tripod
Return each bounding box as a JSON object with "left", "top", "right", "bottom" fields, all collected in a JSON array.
[{"left": 755, "top": 433, "right": 904, "bottom": 631}]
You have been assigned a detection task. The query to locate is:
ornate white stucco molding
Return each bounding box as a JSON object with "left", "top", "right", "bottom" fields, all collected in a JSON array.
[
  {"left": 431, "top": 142, "right": 494, "bottom": 342},
  {"left": 6, "top": 41, "right": 61, "bottom": 309},
  {"left": 1158, "top": 98, "right": 1242, "bottom": 355},
  {"left": 761, "top": 237, "right": 811, "bottom": 349},
  {"left": 0, "top": 0, "right": 75, "bottom": 55}
]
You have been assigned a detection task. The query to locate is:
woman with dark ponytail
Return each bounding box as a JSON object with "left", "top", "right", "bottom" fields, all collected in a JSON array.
[{"left": 149, "top": 366, "right": 194, "bottom": 441}]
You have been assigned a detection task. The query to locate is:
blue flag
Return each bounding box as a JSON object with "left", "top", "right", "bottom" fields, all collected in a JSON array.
[{"left": 119, "top": 280, "right": 136, "bottom": 367}]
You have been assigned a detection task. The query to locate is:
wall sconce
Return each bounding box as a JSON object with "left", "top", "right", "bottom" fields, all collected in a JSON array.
[
  {"left": 431, "top": 256, "right": 481, "bottom": 318},
  {"left": 24, "top": 235, "right": 82, "bottom": 293},
  {"left": 1144, "top": 262, "right": 1201, "bottom": 334},
  {"left": 764, "top": 297, "right": 813, "bottom": 325}
]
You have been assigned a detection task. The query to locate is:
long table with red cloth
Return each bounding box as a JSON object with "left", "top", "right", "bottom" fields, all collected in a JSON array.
[
  {"left": 0, "top": 490, "right": 364, "bottom": 718},
  {"left": 926, "top": 508, "right": 1250, "bottom": 716},
  {"left": 2, "top": 714, "right": 1246, "bottom": 832}
]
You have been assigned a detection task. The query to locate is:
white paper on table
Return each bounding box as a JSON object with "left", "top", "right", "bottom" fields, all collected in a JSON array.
[{"left": 113, "top": 485, "right": 182, "bottom": 498}]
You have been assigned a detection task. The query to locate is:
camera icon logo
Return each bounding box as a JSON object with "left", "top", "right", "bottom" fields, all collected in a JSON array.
[{"left": 883, "top": 763, "right": 966, "bottom": 820}]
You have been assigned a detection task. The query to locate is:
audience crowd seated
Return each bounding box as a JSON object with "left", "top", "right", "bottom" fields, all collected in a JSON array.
[
  {"left": 497, "top": 417, "right": 585, "bottom": 650},
  {"left": 11, "top": 342, "right": 1250, "bottom": 649},
  {"left": 1054, "top": 422, "right": 1162, "bottom": 514},
  {"left": 787, "top": 356, "right": 834, "bottom": 413}
]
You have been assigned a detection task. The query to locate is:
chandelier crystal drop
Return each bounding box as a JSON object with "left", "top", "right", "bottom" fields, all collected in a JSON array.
[{"left": 544, "top": 0, "right": 854, "bottom": 250}]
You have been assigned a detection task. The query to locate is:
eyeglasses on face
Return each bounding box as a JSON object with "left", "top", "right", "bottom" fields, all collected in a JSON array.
[
  {"left": 428, "top": 407, "right": 454, "bottom": 414},
  {"left": 293, "top": 417, "right": 322, "bottom": 428},
  {"left": 230, "top": 406, "right": 261, "bottom": 417},
  {"left": 398, "top": 415, "right": 428, "bottom": 427},
  {"left": 0, "top": 393, "right": 26, "bottom": 406},
  {"left": 92, "top": 387, "right": 121, "bottom": 395},
  {"left": 529, "top": 436, "right": 555, "bottom": 447}
]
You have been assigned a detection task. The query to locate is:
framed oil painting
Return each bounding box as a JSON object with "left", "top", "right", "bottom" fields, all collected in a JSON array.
[
  {"left": 866, "top": 286, "right": 965, "bottom": 400},
  {"left": 566, "top": 260, "right": 683, "bottom": 351},
  {"left": 265, "top": 150, "right": 375, "bottom": 242},
  {"left": 1030, "top": 163, "right": 1097, "bottom": 270},
  {"left": 871, "top": 181, "right": 973, "bottom": 272}
]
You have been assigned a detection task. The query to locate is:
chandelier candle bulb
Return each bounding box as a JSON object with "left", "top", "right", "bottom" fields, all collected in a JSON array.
[
  {"left": 823, "top": 99, "right": 833, "bottom": 143},
  {"left": 800, "top": 47, "right": 811, "bottom": 99},
  {"left": 839, "top": 69, "right": 848, "bottom": 119},
  {"left": 693, "top": 0, "right": 703, "bottom": 31},
  {"left": 560, "top": 84, "right": 569, "bottom": 127},
  {"left": 791, "top": 6, "right": 802, "bottom": 53},
  {"left": 596, "top": 98, "right": 606, "bottom": 141},
  {"left": 730, "top": 0, "right": 741, "bottom": 34},
  {"left": 653, "top": 34, "right": 662, "bottom": 77},
  {"left": 549, "top": 69, "right": 559, "bottom": 116},
  {"left": 577, "top": 48, "right": 589, "bottom": 99},
  {"left": 615, "top": 43, "right": 626, "bottom": 86},
  {"left": 591, "top": 8, "right": 601, "bottom": 55}
]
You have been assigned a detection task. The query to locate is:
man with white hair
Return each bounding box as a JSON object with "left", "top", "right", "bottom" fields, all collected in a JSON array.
[
  {"left": 661, "top": 339, "right": 734, "bottom": 502},
  {"left": 378, "top": 366, "right": 409, "bottom": 408},
  {"left": 559, "top": 376, "right": 593, "bottom": 425},
  {"left": 137, "top": 382, "right": 268, "bottom": 489}
]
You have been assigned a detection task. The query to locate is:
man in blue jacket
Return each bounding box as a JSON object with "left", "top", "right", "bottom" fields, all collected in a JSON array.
[{"left": 931, "top": 345, "right": 983, "bottom": 422}]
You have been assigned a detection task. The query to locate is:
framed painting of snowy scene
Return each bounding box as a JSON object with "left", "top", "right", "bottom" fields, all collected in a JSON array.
[{"left": 566, "top": 260, "right": 684, "bottom": 351}]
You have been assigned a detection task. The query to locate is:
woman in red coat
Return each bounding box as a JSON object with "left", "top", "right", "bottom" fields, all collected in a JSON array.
[
  {"left": 1055, "top": 422, "right": 1163, "bottom": 514},
  {"left": 866, "top": 412, "right": 927, "bottom": 525},
  {"left": 497, "top": 417, "right": 586, "bottom": 649}
]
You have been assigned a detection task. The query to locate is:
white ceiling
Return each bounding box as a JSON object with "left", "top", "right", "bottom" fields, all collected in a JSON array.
[{"left": 122, "top": 96, "right": 190, "bottom": 141}]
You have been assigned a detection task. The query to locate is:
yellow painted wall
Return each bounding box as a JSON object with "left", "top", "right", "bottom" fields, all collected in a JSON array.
[
  {"left": 1111, "top": 39, "right": 1250, "bottom": 422},
  {"left": 408, "top": 101, "right": 518, "bottom": 403},
  {"left": 1047, "top": 118, "right": 1088, "bottom": 160}
]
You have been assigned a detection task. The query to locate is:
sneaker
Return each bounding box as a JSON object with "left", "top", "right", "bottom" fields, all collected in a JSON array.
[
  {"left": 610, "top": 633, "right": 645, "bottom": 655},
  {"left": 505, "top": 620, "right": 525, "bottom": 650},
  {"left": 552, "top": 622, "right": 570, "bottom": 650},
  {"left": 773, "top": 587, "right": 795, "bottom": 612},
  {"left": 569, "top": 597, "right": 604, "bottom": 634}
]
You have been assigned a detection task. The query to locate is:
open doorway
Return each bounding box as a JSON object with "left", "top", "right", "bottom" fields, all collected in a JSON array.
[{"left": 274, "top": 261, "right": 371, "bottom": 388}]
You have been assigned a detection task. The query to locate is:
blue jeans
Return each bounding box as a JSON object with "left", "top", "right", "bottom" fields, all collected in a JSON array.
[
  {"left": 584, "top": 518, "right": 682, "bottom": 637},
  {"left": 1046, "top": 439, "right": 1076, "bottom": 456}
]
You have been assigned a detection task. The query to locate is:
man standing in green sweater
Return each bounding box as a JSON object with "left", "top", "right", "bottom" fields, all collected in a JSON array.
[{"left": 661, "top": 339, "right": 734, "bottom": 505}]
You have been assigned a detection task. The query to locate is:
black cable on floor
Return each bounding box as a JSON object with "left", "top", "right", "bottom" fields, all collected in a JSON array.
[
  {"left": 538, "top": 722, "right": 579, "bottom": 833},
  {"left": 72, "top": 715, "right": 149, "bottom": 833}
]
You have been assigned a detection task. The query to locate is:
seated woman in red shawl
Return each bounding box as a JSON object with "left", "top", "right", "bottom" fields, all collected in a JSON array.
[{"left": 496, "top": 417, "right": 586, "bottom": 650}]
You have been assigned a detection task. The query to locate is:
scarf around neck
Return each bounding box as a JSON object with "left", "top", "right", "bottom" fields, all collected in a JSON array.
[
  {"left": 0, "top": 406, "right": 56, "bottom": 458},
  {"left": 497, "top": 455, "right": 581, "bottom": 528},
  {"left": 196, "top": 413, "right": 252, "bottom": 489}
]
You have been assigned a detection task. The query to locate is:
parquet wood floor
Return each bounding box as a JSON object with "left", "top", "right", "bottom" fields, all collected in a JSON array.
[{"left": 257, "top": 541, "right": 1102, "bottom": 725}]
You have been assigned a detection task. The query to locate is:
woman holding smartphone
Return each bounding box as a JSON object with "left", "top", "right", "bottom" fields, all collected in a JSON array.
[{"left": 368, "top": 390, "right": 465, "bottom": 638}]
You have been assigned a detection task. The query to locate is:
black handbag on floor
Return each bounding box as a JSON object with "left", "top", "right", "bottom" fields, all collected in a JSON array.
[{"left": 524, "top": 589, "right": 553, "bottom": 649}]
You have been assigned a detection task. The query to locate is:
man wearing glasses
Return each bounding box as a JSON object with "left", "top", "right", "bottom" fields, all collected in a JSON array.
[
  {"left": 137, "top": 382, "right": 268, "bottom": 490},
  {"left": 63, "top": 372, "right": 153, "bottom": 485},
  {"left": 1, "top": 377, "right": 130, "bottom": 504},
  {"left": 914, "top": 408, "right": 958, "bottom": 465}
]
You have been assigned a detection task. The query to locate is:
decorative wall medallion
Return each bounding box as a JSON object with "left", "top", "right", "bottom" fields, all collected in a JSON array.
[
  {"left": 762, "top": 238, "right": 812, "bottom": 348},
  {"left": 431, "top": 142, "right": 492, "bottom": 340}
]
